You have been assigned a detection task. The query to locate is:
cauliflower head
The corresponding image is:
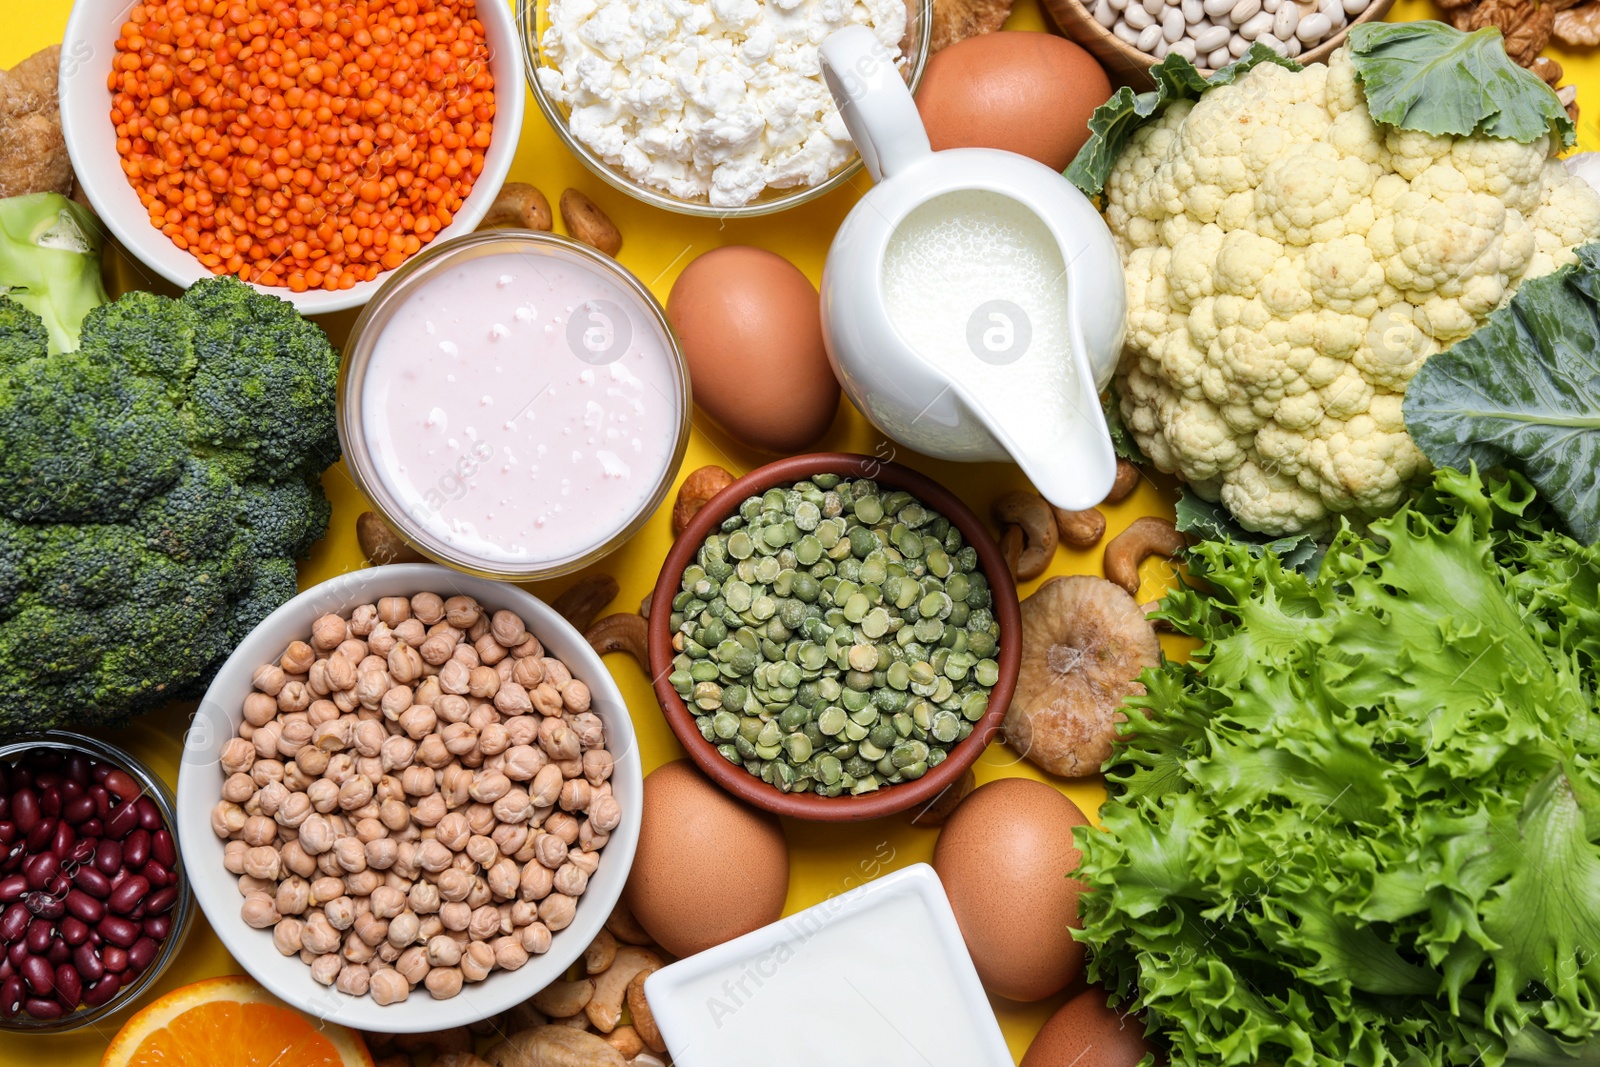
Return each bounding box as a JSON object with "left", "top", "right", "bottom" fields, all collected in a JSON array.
[{"left": 1107, "top": 44, "right": 1600, "bottom": 536}]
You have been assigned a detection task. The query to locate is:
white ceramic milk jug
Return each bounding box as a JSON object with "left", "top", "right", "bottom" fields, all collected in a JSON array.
[{"left": 818, "top": 26, "right": 1126, "bottom": 510}]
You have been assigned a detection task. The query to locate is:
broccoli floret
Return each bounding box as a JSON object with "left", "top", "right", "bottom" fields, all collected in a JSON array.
[
  {"left": 0, "top": 195, "right": 108, "bottom": 354},
  {"left": 183, "top": 277, "right": 342, "bottom": 481},
  {"left": 0, "top": 266, "right": 339, "bottom": 733}
]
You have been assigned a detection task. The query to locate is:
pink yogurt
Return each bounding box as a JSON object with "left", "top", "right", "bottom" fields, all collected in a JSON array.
[{"left": 360, "top": 248, "right": 685, "bottom": 568}]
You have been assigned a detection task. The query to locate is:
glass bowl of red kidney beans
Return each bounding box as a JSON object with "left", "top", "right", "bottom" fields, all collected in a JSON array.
[{"left": 0, "top": 732, "right": 192, "bottom": 1031}]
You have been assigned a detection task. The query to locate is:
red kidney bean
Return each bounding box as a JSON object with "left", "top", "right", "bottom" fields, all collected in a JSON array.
[
  {"left": 136, "top": 798, "right": 161, "bottom": 832},
  {"left": 23, "top": 852, "right": 58, "bottom": 892},
  {"left": 0, "top": 795, "right": 9, "bottom": 822},
  {"left": 127, "top": 937, "right": 158, "bottom": 973},
  {"left": 73, "top": 943, "right": 102, "bottom": 982},
  {"left": 64, "top": 890, "right": 103, "bottom": 924},
  {"left": 19, "top": 954, "right": 51, "bottom": 995},
  {"left": 66, "top": 838, "right": 94, "bottom": 867},
  {"left": 53, "top": 963, "right": 81, "bottom": 1007},
  {"left": 73, "top": 866, "right": 111, "bottom": 899},
  {"left": 139, "top": 863, "right": 168, "bottom": 889},
  {"left": 24, "top": 919, "right": 51, "bottom": 955},
  {"left": 89, "top": 786, "right": 110, "bottom": 820},
  {"left": 151, "top": 830, "right": 176, "bottom": 869},
  {"left": 93, "top": 840, "right": 120, "bottom": 877},
  {"left": 100, "top": 945, "right": 127, "bottom": 973},
  {"left": 98, "top": 916, "right": 137, "bottom": 949},
  {"left": 0, "top": 843, "right": 24, "bottom": 875},
  {"left": 124, "top": 829, "right": 150, "bottom": 871},
  {"left": 0, "top": 955, "right": 12, "bottom": 982},
  {"left": 11, "top": 791, "right": 37, "bottom": 835},
  {"left": 49, "top": 821, "right": 74, "bottom": 859},
  {"left": 109, "top": 877, "right": 147, "bottom": 916},
  {"left": 104, "top": 770, "right": 139, "bottom": 802},
  {"left": 77, "top": 818, "right": 102, "bottom": 839},
  {"left": 0, "top": 874, "right": 25, "bottom": 904},
  {"left": 45, "top": 939, "right": 69, "bottom": 967},
  {"left": 127, "top": 903, "right": 146, "bottom": 923},
  {"left": 142, "top": 915, "right": 170, "bottom": 940},
  {"left": 0, "top": 973, "right": 20, "bottom": 1018},
  {"left": 145, "top": 887, "right": 178, "bottom": 916},
  {"left": 64, "top": 754, "right": 89, "bottom": 785},
  {"left": 37, "top": 786, "right": 60, "bottom": 820},
  {"left": 23, "top": 996, "right": 62, "bottom": 1019},
  {"left": 105, "top": 802, "right": 139, "bottom": 841},
  {"left": 89, "top": 763, "right": 108, "bottom": 784},
  {"left": 60, "top": 796, "right": 94, "bottom": 826},
  {"left": 83, "top": 973, "right": 119, "bottom": 1007},
  {"left": 61, "top": 783, "right": 82, "bottom": 809},
  {"left": 10, "top": 768, "right": 30, "bottom": 790},
  {"left": 59, "top": 917, "right": 88, "bottom": 947},
  {"left": 7, "top": 942, "right": 27, "bottom": 970},
  {"left": 23, "top": 817, "right": 56, "bottom": 853},
  {"left": 24, "top": 893, "right": 63, "bottom": 920},
  {"left": 0, "top": 903, "right": 28, "bottom": 942},
  {"left": 0, "top": 822, "right": 13, "bottom": 847}
]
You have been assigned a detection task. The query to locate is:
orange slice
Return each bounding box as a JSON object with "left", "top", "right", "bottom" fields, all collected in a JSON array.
[{"left": 101, "top": 975, "right": 373, "bottom": 1067}]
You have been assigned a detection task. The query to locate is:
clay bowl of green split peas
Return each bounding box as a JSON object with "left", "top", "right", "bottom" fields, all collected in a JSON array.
[{"left": 649, "top": 453, "right": 1021, "bottom": 822}]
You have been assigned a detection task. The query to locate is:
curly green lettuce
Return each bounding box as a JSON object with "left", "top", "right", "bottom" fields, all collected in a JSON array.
[{"left": 1078, "top": 468, "right": 1600, "bottom": 1067}]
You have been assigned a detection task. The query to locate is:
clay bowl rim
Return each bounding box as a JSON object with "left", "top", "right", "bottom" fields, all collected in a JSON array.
[{"left": 648, "top": 453, "right": 1021, "bottom": 823}]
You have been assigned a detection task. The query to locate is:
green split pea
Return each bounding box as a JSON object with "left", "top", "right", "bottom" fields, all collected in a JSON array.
[{"left": 668, "top": 475, "right": 1001, "bottom": 798}]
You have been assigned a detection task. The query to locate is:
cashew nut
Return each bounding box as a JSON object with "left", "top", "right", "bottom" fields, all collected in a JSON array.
[
  {"left": 1000, "top": 524, "right": 1024, "bottom": 580},
  {"left": 503, "top": 999, "right": 550, "bottom": 1035},
  {"left": 1104, "top": 517, "right": 1187, "bottom": 597},
  {"left": 483, "top": 1027, "right": 627, "bottom": 1067},
  {"left": 603, "top": 1026, "right": 644, "bottom": 1058},
  {"left": 585, "top": 928, "right": 618, "bottom": 975},
  {"left": 552, "top": 574, "right": 620, "bottom": 634},
  {"left": 603, "top": 901, "right": 653, "bottom": 946},
  {"left": 531, "top": 977, "right": 595, "bottom": 1019},
  {"left": 625, "top": 970, "right": 666, "bottom": 1054},
  {"left": 1106, "top": 459, "right": 1141, "bottom": 505},
  {"left": 559, "top": 189, "right": 622, "bottom": 256},
  {"left": 1052, "top": 506, "right": 1106, "bottom": 550},
  {"left": 478, "top": 182, "right": 553, "bottom": 232},
  {"left": 586, "top": 945, "right": 663, "bottom": 1033},
  {"left": 584, "top": 614, "right": 648, "bottom": 671},
  {"left": 994, "top": 492, "right": 1058, "bottom": 579},
  {"left": 672, "top": 465, "right": 737, "bottom": 536}
]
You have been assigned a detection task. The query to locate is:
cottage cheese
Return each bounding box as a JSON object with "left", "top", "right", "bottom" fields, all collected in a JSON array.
[{"left": 537, "top": 0, "right": 907, "bottom": 207}]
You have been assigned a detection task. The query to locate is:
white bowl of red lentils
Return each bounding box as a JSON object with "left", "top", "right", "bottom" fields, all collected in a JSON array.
[{"left": 59, "top": 0, "right": 524, "bottom": 315}]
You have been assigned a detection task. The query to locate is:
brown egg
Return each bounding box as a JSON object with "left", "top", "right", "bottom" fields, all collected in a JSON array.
[
  {"left": 932, "top": 777, "right": 1088, "bottom": 1001},
  {"left": 666, "top": 246, "right": 839, "bottom": 453},
  {"left": 915, "top": 32, "right": 1113, "bottom": 172},
  {"left": 1022, "top": 988, "right": 1157, "bottom": 1067},
  {"left": 622, "top": 759, "right": 789, "bottom": 957}
]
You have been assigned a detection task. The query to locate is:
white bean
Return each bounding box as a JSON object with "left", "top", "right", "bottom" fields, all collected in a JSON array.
[
  {"left": 1207, "top": 44, "right": 1233, "bottom": 65},
  {"left": 1182, "top": 0, "right": 1206, "bottom": 21},
  {"left": 1239, "top": 10, "right": 1273, "bottom": 38},
  {"left": 1320, "top": 0, "right": 1346, "bottom": 29},
  {"left": 1109, "top": 0, "right": 1129, "bottom": 12},
  {"left": 1137, "top": 23, "right": 1164, "bottom": 49},
  {"left": 1284, "top": 35, "right": 1302, "bottom": 55},
  {"left": 1144, "top": 0, "right": 1167, "bottom": 16},
  {"left": 1193, "top": 23, "right": 1231, "bottom": 50},
  {"left": 1230, "top": 0, "right": 1261, "bottom": 24},
  {"left": 1272, "top": 4, "right": 1299, "bottom": 39},
  {"left": 1113, "top": 19, "right": 1141, "bottom": 43},
  {"left": 1296, "top": 12, "right": 1331, "bottom": 40},
  {"left": 1228, "top": 32, "right": 1251, "bottom": 54},
  {"left": 1125, "top": 3, "right": 1155, "bottom": 28},
  {"left": 1342, "top": 0, "right": 1369, "bottom": 13},
  {"left": 1202, "top": 0, "right": 1235, "bottom": 15},
  {"left": 1163, "top": 7, "right": 1187, "bottom": 39},
  {"left": 1154, "top": 35, "right": 1171, "bottom": 56},
  {"left": 1263, "top": 0, "right": 1280, "bottom": 11},
  {"left": 1096, "top": 0, "right": 1117, "bottom": 27},
  {"left": 1255, "top": 30, "right": 1287, "bottom": 53},
  {"left": 1168, "top": 36, "right": 1198, "bottom": 59}
]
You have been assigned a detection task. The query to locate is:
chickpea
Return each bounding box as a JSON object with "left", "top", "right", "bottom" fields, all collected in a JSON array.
[
  {"left": 273, "top": 917, "right": 305, "bottom": 956},
  {"left": 251, "top": 758, "right": 286, "bottom": 788},
  {"left": 276, "top": 681, "right": 312, "bottom": 715},
  {"left": 518, "top": 921, "right": 552, "bottom": 956},
  {"left": 330, "top": 837, "right": 365, "bottom": 875},
  {"left": 253, "top": 666, "right": 288, "bottom": 700},
  {"left": 491, "top": 823, "right": 529, "bottom": 860},
  {"left": 419, "top": 632, "right": 457, "bottom": 668},
  {"left": 302, "top": 912, "right": 342, "bottom": 953},
  {"left": 478, "top": 856, "right": 516, "bottom": 900},
  {"left": 275, "top": 792, "right": 313, "bottom": 829},
  {"left": 537, "top": 893, "right": 576, "bottom": 932},
  {"left": 365, "top": 885, "right": 403, "bottom": 920},
  {"left": 310, "top": 953, "right": 343, "bottom": 986},
  {"left": 357, "top": 966, "right": 405, "bottom": 1006},
  {"left": 212, "top": 800, "right": 248, "bottom": 838},
  {"left": 545, "top": 811, "right": 581, "bottom": 846},
  {"left": 354, "top": 913, "right": 389, "bottom": 948},
  {"left": 529, "top": 764, "right": 564, "bottom": 810},
  {"left": 307, "top": 876, "right": 342, "bottom": 905},
  {"left": 492, "top": 681, "right": 533, "bottom": 717},
  {"left": 311, "top": 717, "right": 351, "bottom": 754},
  {"left": 416, "top": 734, "right": 451, "bottom": 770},
  {"left": 436, "top": 869, "right": 472, "bottom": 904},
  {"left": 397, "top": 945, "right": 430, "bottom": 985},
  {"left": 223, "top": 839, "right": 249, "bottom": 874},
  {"left": 425, "top": 965, "right": 463, "bottom": 1000},
  {"left": 411, "top": 794, "right": 447, "bottom": 828},
  {"left": 536, "top": 717, "right": 580, "bottom": 762},
  {"left": 356, "top": 670, "right": 390, "bottom": 711},
  {"left": 435, "top": 694, "right": 471, "bottom": 725},
  {"left": 342, "top": 928, "right": 376, "bottom": 965},
  {"left": 380, "top": 734, "right": 419, "bottom": 772},
  {"left": 438, "top": 659, "right": 472, "bottom": 696},
  {"left": 281, "top": 839, "right": 317, "bottom": 879},
  {"left": 394, "top": 619, "right": 427, "bottom": 649},
  {"left": 499, "top": 745, "right": 545, "bottom": 784},
  {"left": 405, "top": 881, "right": 441, "bottom": 917},
  {"left": 354, "top": 816, "right": 387, "bottom": 843},
  {"left": 295, "top": 747, "right": 332, "bottom": 778},
  {"left": 518, "top": 860, "right": 553, "bottom": 902},
  {"left": 277, "top": 875, "right": 312, "bottom": 915},
  {"left": 492, "top": 935, "right": 530, "bottom": 972},
  {"left": 439, "top": 765, "right": 470, "bottom": 806},
  {"left": 577, "top": 820, "right": 609, "bottom": 854},
  {"left": 558, "top": 779, "right": 592, "bottom": 814},
  {"left": 509, "top": 656, "right": 544, "bottom": 690},
  {"left": 333, "top": 961, "right": 371, "bottom": 996},
  {"left": 374, "top": 596, "right": 410, "bottom": 629},
  {"left": 397, "top": 764, "right": 433, "bottom": 798},
  {"left": 465, "top": 903, "right": 499, "bottom": 942},
  {"left": 397, "top": 705, "right": 436, "bottom": 742},
  {"left": 365, "top": 838, "right": 399, "bottom": 871},
  {"left": 383, "top": 906, "right": 420, "bottom": 945},
  {"left": 441, "top": 722, "right": 478, "bottom": 757},
  {"left": 482, "top": 788, "right": 528, "bottom": 827},
  {"left": 392, "top": 841, "right": 421, "bottom": 881},
  {"left": 238, "top": 874, "right": 276, "bottom": 897},
  {"left": 586, "top": 793, "right": 622, "bottom": 834},
  {"left": 512, "top": 632, "right": 543, "bottom": 659},
  {"left": 459, "top": 940, "right": 494, "bottom": 983},
  {"left": 221, "top": 772, "right": 256, "bottom": 805},
  {"left": 306, "top": 779, "right": 339, "bottom": 816},
  {"left": 417, "top": 839, "right": 453, "bottom": 874},
  {"left": 427, "top": 933, "right": 465, "bottom": 968},
  {"left": 237, "top": 813, "right": 275, "bottom": 847},
  {"left": 252, "top": 721, "right": 284, "bottom": 761},
  {"left": 345, "top": 870, "right": 382, "bottom": 898},
  {"left": 459, "top": 835, "right": 492, "bottom": 869},
  {"left": 530, "top": 683, "right": 564, "bottom": 718},
  {"left": 467, "top": 771, "right": 511, "bottom": 805},
  {"left": 582, "top": 748, "right": 615, "bottom": 788},
  {"left": 241, "top": 891, "right": 282, "bottom": 929},
  {"left": 412, "top": 675, "right": 442, "bottom": 709},
  {"left": 435, "top": 812, "right": 471, "bottom": 852},
  {"left": 440, "top": 899, "right": 474, "bottom": 932},
  {"left": 324, "top": 896, "right": 356, "bottom": 931}
]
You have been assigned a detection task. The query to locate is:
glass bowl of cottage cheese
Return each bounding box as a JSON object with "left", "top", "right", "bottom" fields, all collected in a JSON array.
[{"left": 520, "top": 0, "right": 933, "bottom": 216}]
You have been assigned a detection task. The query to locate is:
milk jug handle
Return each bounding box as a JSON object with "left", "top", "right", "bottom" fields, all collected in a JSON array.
[{"left": 820, "top": 25, "right": 931, "bottom": 183}]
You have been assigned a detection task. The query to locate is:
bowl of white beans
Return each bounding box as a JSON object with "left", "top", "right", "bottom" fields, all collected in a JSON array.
[{"left": 1041, "top": 0, "right": 1392, "bottom": 86}]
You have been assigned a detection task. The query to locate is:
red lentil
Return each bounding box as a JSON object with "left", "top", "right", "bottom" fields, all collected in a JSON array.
[{"left": 109, "top": 0, "right": 495, "bottom": 292}]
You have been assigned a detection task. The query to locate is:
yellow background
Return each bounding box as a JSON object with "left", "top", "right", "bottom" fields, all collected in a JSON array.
[{"left": 2, "top": 0, "right": 1594, "bottom": 1062}]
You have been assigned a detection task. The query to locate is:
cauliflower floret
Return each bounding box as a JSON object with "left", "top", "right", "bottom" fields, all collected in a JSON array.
[{"left": 1107, "top": 41, "right": 1600, "bottom": 537}]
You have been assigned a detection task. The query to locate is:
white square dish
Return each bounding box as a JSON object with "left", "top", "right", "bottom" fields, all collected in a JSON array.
[{"left": 643, "top": 863, "right": 1011, "bottom": 1066}]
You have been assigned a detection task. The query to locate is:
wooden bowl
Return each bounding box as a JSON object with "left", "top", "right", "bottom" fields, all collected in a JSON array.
[
  {"left": 648, "top": 453, "right": 1021, "bottom": 823},
  {"left": 1041, "top": 0, "right": 1395, "bottom": 89}
]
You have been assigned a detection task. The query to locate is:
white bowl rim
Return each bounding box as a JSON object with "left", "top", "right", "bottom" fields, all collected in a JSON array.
[
  {"left": 58, "top": 0, "right": 524, "bottom": 315},
  {"left": 176, "top": 563, "right": 643, "bottom": 1033}
]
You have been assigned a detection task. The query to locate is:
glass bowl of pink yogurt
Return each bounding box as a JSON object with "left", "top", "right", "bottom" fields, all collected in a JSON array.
[{"left": 339, "top": 230, "right": 691, "bottom": 580}]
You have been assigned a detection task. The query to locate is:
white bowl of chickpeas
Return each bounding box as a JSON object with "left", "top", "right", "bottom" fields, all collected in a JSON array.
[{"left": 175, "top": 564, "right": 642, "bottom": 1033}]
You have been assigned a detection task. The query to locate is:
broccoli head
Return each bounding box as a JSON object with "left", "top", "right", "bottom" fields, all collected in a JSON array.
[{"left": 0, "top": 274, "right": 338, "bottom": 734}]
